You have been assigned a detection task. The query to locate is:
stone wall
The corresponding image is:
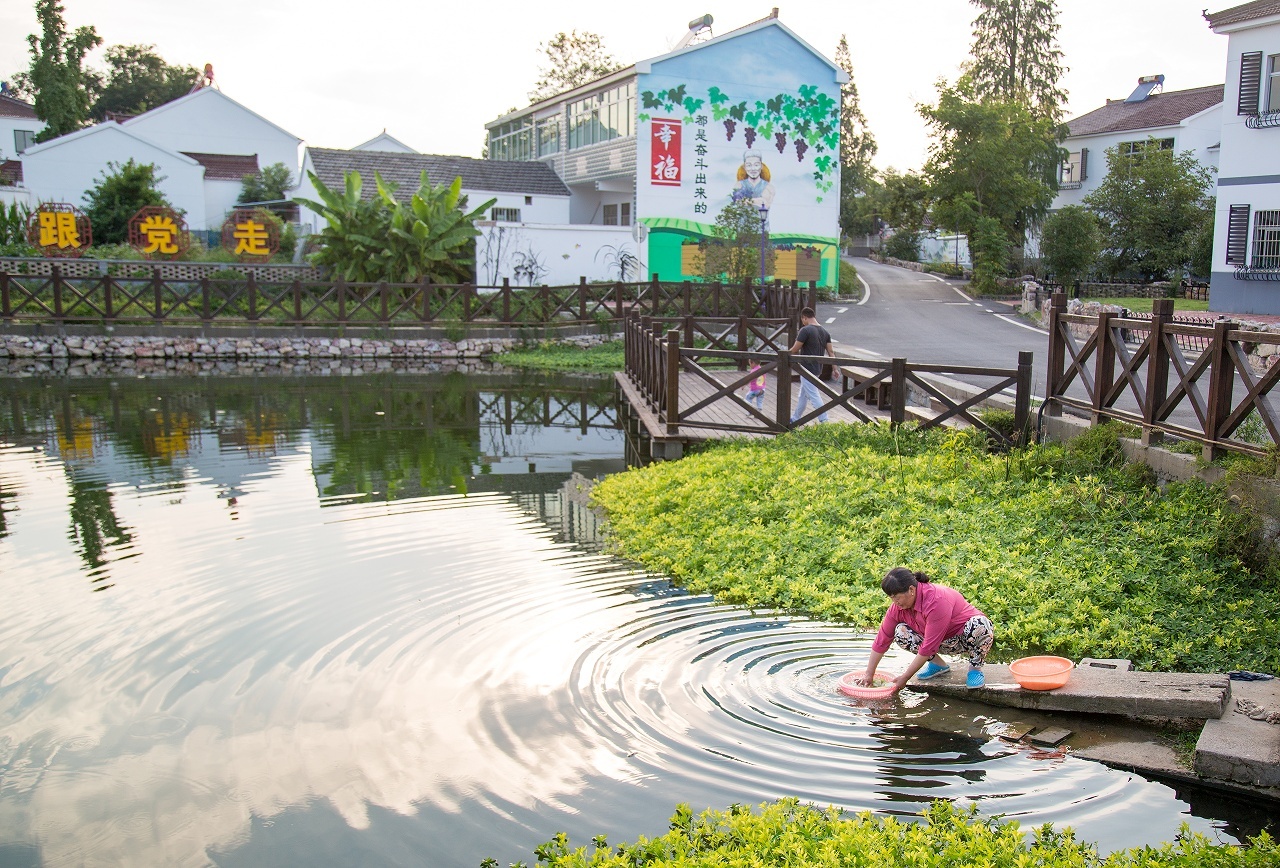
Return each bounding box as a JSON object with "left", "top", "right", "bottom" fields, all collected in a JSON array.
[{"left": 0, "top": 331, "right": 612, "bottom": 377}]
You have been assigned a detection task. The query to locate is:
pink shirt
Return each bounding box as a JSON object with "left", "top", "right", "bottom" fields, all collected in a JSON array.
[{"left": 871, "top": 582, "right": 984, "bottom": 659}]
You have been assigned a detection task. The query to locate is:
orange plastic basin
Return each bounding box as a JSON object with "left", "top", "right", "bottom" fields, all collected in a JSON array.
[
  {"left": 838, "top": 671, "right": 898, "bottom": 700},
  {"left": 1009, "top": 656, "right": 1073, "bottom": 690}
]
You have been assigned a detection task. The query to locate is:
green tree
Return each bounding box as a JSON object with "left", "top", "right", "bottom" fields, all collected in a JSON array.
[
  {"left": 968, "top": 215, "right": 1010, "bottom": 292},
  {"left": 967, "top": 0, "right": 1066, "bottom": 121},
  {"left": 879, "top": 169, "right": 931, "bottom": 234},
  {"left": 883, "top": 229, "right": 921, "bottom": 262},
  {"left": 1083, "top": 141, "right": 1214, "bottom": 279},
  {"left": 91, "top": 44, "right": 196, "bottom": 120},
  {"left": 528, "top": 31, "right": 620, "bottom": 102},
  {"left": 82, "top": 159, "right": 171, "bottom": 244},
  {"left": 24, "top": 0, "right": 102, "bottom": 141},
  {"left": 1040, "top": 205, "right": 1100, "bottom": 290},
  {"left": 919, "top": 76, "right": 1062, "bottom": 247},
  {"left": 297, "top": 170, "right": 495, "bottom": 283},
  {"left": 697, "top": 199, "right": 774, "bottom": 285},
  {"left": 238, "top": 162, "right": 295, "bottom": 205},
  {"left": 834, "top": 35, "right": 878, "bottom": 238}
]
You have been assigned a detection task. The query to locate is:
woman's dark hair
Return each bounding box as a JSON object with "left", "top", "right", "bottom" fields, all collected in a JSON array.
[{"left": 881, "top": 567, "right": 931, "bottom": 596}]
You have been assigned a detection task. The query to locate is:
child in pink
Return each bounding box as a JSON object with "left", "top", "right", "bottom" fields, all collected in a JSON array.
[{"left": 744, "top": 360, "right": 766, "bottom": 412}]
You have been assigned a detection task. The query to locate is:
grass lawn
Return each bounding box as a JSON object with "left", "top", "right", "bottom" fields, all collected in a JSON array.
[
  {"left": 1089, "top": 297, "right": 1210, "bottom": 313},
  {"left": 496, "top": 340, "right": 624, "bottom": 372}
]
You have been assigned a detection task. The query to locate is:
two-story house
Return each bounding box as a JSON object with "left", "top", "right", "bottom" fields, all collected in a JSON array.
[
  {"left": 482, "top": 11, "right": 846, "bottom": 288},
  {"left": 1206, "top": 1, "right": 1280, "bottom": 314},
  {"left": 0, "top": 91, "right": 45, "bottom": 208},
  {"left": 17, "top": 87, "right": 303, "bottom": 232},
  {"left": 1052, "top": 76, "right": 1223, "bottom": 212}
]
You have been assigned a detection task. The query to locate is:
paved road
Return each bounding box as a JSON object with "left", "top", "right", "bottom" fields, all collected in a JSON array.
[{"left": 818, "top": 256, "right": 1052, "bottom": 399}]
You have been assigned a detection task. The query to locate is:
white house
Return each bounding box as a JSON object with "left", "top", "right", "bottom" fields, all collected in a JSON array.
[
  {"left": 17, "top": 87, "right": 302, "bottom": 231},
  {"left": 1206, "top": 0, "right": 1280, "bottom": 314},
  {"left": 1053, "top": 77, "right": 1223, "bottom": 211},
  {"left": 483, "top": 11, "right": 846, "bottom": 288},
  {"left": 0, "top": 92, "right": 44, "bottom": 163}
]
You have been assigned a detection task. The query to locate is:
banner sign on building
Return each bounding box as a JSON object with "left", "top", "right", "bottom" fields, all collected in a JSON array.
[
  {"left": 27, "top": 203, "right": 92, "bottom": 258},
  {"left": 650, "top": 118, "right": 683, "bottom": 187},
  {"left": 221, "top": 209, "right": 279, "bottom": 259},
  {"left": 129, "top": 206, "right": 190, "bottom": 258}
]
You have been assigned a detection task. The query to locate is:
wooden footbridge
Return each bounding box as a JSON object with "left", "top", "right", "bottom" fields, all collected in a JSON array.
[{"left": 617, "top": 312, "right": 1034, "bottom": 459}]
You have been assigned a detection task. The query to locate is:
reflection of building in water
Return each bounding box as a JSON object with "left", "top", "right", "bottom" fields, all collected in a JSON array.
[
  {"left": 56, "top": 417, "right": 98, "bottom": 460},
  {"left": 473, "top": 467, "right": 615, "bottom": 548},
  {"left": 216, "top": 412, "right": 284, "bottom": 456}
]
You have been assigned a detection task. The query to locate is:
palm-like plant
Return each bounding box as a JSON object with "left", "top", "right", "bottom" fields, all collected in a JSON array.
[{"left": 297, "top": 170, "right": 495, "bottom": 283}]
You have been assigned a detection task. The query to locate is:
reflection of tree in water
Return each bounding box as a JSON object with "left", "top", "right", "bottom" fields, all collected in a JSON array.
[
  {"left": 0, "top": 483, "right": 12, "bottom": 538},
  {"left": 65, "top": 471, "right": 133, "bottom": 585},
  {"left": 312, "top": 373, "right": 482, "bottom": 500}
]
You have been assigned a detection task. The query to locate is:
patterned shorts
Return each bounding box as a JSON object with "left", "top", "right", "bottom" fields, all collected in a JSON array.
[{"left": 893, "top": 615, "right": 995, "bottom": 668}]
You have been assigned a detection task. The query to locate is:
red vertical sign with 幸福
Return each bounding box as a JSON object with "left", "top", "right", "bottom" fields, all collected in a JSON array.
[{"left": 650, "top": 119, "right": 682, "bottom": 186}]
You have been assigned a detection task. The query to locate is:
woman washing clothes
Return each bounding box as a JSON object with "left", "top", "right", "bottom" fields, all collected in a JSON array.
[{"left": 857, "top": 567, "right": 994, "bottom": 693}]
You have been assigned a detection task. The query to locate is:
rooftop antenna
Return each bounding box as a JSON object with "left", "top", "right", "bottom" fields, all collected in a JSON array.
[{"left": 676, "top": 14, "right": 714, "bottom": 48}]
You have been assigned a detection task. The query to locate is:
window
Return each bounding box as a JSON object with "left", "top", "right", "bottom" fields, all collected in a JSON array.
[
  {"left": 1060, "top": 149, "right": 1088, "bottom": 186},
  {"left": 14, "top": 129, "right": 35, "bottom": 154},
  {"left": 524, "top": 195, "right": 533, "bottom": 205},
  {"left": 491, "top": 208, "right": 521, "bottom": 222},
  {"left": 1268, "top": 54, "right": 1280, "bottom": 113},
  {"left": 567, "top": 81, "right": 635, "bottom": 150},
  {"left": 1252, "top": 210, "right": 1280, "bottom": 270},
  {"left": 602, "top": 203, "right": 631, "bottom": 226},
  {"left": 488, "top": 116, "right": 534, "bottom": 162},
  {"left": 1119, "top": 138, "right": 1174, "bottom": 157},
  {"left": 536, "top": 117, "right": 559, "bottom": 157}
]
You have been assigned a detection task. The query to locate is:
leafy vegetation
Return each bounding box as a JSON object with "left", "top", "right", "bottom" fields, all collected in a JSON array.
[
  {"left": 296, "top": 169, "right": 495, "bottom": 284},
  {"left": 591, "top": 423, "right": 1280, "bottom": 673},
  {"left": 495, "top": 798, "right": 1277, "bottom": 868},
  {"left": 967, "top": 0, "right": 1067, "bottom": 121},
  {"left": 238, "top": 162, "right": 295, "bottom": 207},
  {"left": 1041, "top": 205, "right": 1101, "bottom": 291},
  {"left": 82, "top": 159, "right": 171, "bottom": 244},
  {"left": 528, "top": 30, "right": 621, "bottom": 102},
  {"left": 883, "top": 230, "right": 920, "bottom": 262},
  {"left": 20, "top": 0, "right": 101, "bottom": 141},
  {"left": 90, "top": 43, "right": 196, "bottom": 121},
  {"left": 835, "top": 35, "right": 877, "bottom": 238},
  {"left": 499, "top": 341, "right": 623, "bottom": 372},
  {"left": 696, "top": 200, "right": 773, "bottom": 286}
]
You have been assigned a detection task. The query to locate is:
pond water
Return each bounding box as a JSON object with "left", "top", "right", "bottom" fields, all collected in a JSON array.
[{"left": 0, "top": 369, "right": 1272, "bottom": 867}]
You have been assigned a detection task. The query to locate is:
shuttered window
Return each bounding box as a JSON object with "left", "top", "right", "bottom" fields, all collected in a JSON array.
[
  {"left": 1239, "top": 51, "right": 1263, "bottom": 116},
  {"left": 1079, "top": 147, "right": 1088, "bottom": 182},
  {"left": 1227, "top": 205, "right": 1251, "bottom": 265}
]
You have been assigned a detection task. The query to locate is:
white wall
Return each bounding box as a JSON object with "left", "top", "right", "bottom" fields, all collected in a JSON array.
[
  {"left": 478, "top": 191, "right": 570, "bottom": 225},
  {"left": 0, "top": 186, "right": 32, "bottom": 210},
  {"left": 203, "top": 178, "right": 244, "bottom": 230},
  {"left": 0, "top": 116, "right": 44, "bottom": 163},
  {"left": 1219, "top": 26, "right": 1280, "bottom": 180},
  {"left": 21, "top": 125, "right": 211, "bottom": 228},
  {"left": 125, "top": 89, "right": 302, "bottom": 180},
  {"left": 476, "top": 223, "right": 639, "bottom": 286}
]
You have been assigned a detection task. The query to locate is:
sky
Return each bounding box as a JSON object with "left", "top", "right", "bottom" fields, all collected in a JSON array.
[{"left": 0, "top": 0, "right": 1230, "bottom": 172}]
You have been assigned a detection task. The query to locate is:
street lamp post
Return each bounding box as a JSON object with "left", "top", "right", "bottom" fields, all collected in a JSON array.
[{"left": 757, "top": 202, "right": 769, "bottom": 309}]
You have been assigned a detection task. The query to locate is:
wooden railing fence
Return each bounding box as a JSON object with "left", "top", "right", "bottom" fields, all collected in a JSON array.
[
  {"left": 624, "top": 314, "right": 1032, "bottom": 447},
  {"left": 1045, "top": 292, "right": 1280, "bottom": 457},
  {"left": 0, "top": 266, "right": 819, "bottom": 328}
]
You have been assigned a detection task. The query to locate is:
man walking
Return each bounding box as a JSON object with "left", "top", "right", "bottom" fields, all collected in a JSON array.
[{"left": 789, "top": 307, "right": 833, "bottom": 424}]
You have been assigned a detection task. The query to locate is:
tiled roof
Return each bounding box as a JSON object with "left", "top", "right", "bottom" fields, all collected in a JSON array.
[
  {"left": 1205, "top": 1, "right": 1280, "bottom": 28},
  {"left": 1066, "top": 84, "right": 1224, "bottom": 137},
  {"left": 0, "top": 159, "right": 21, "bottom": 184},
  {"left": 181, "top": 152, "right": 260, "bottom": 181},
  {"left": 305, "top": 148, "right": 571, "bottom": 198},
  {"left": 0, "top": 93, "right": 37, "bottom": 119}
]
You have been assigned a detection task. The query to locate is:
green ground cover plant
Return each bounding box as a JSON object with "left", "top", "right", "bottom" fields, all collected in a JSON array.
[
  {"left": 591, "top": 423, "right": 1280, "bottom": 673},
  {"left": 499, "top": 340, "right": 624, "bottom": 372},
  {"left": 1090, "top": 297, "right": 1210, "bottom": 313},
  {"left": 494, "top": 798, "right": 1276, "bottom": 867}
]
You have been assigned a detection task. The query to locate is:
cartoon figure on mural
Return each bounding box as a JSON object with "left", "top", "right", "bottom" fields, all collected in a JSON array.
[{"left": 732, "top": 150, "right": 775, "bottom": 209}]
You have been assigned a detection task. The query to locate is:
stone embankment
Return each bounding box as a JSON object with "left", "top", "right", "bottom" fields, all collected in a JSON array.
[{"left": 0, "top": 331, "right": 612, "bottom": 376}]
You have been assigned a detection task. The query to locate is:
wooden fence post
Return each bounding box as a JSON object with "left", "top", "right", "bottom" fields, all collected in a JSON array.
[
  {"left": 502, "top": 277, "right": 512, "bottom": 323},
  {"left": 52, "top": 265, "right": 64, "bottom": 321},
  {"left": 579, "top": 276, "right": 588, "bottom": 321},
  {"left": 1142, "top": 298, "right": 1174, "bottom": 446},
  {"left": 378, "top": 281, "right": 390, "bottom": 323},
  {"left": 807, "top": 281, "right": 818, "bottom": 311},
  {"left": 540, "top": 284, "right": 550, "bottom": 321},
  {"left": 421, "top": 278, "right": 433, "bottom": 323},
  {"left": 246, "top": 272, "right": 258, "bottom": 321},
  {"left": 890, "top": 357, "right": 907, "bottom": 425},
  {"left": 199, "top": 277, "right": 210, "bottom": 323},
  {"left": 292, "top": 279, "right": 303, "bottom": 323},
  {"left": 776, "top": 349, "right": 792, "bottom": 430},
  {"left": 737, "top": 315, "right": 747, "bottom": 368},
  {"left": 1092, "top": 309, "right": 1116, "bottom": 424},
  {"left": 665, "top": 329, "right": 681, "bottom": 434},
  {"left": 682, "top": 280, "right": 692, "bottom": 316},
  {"left": 151, "top": 267, "right": 164, "bottom": 321},
  {"left": 336, "top": 276, "right": 347, "bottom": 324},
  {"left": 1015, "top": 350, "right": 1033, "bottom": 439},
  {"left": 650, "top": 274, "right": 661, "bottom": 316},
  {"left": 1045, "top": 291, "right": 1066, "bottom": 417},
  {"left": 464, "top": 283, "right": 475, "bottom": 322},
  {"left": 0, "top": 272, "right": 9, "bottom": 320},
  {"left": 614, "top": 281, "right": 624, "bottom": 319},
  {"left": 1203, "top": 319, "right": 1236, "bottom": 461}
]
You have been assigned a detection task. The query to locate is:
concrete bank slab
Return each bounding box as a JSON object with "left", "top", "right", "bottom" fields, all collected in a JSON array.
[
  {"left": 916, "top": 665, "right": 1230, "bottom": 720},
  {"left": 1196, "top": 678, "right": 1280, "bottom": 788}
]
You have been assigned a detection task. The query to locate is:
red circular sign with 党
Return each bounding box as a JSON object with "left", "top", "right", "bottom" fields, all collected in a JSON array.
[
  {"left": 221, "top": 209, "right": 280, "bottom": 259},
  {"left": 27, "top": 203, "right": 93, "bottom": 258},
  {"left": 128, "top": 206, "right": 191, "bottom": 259}
]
